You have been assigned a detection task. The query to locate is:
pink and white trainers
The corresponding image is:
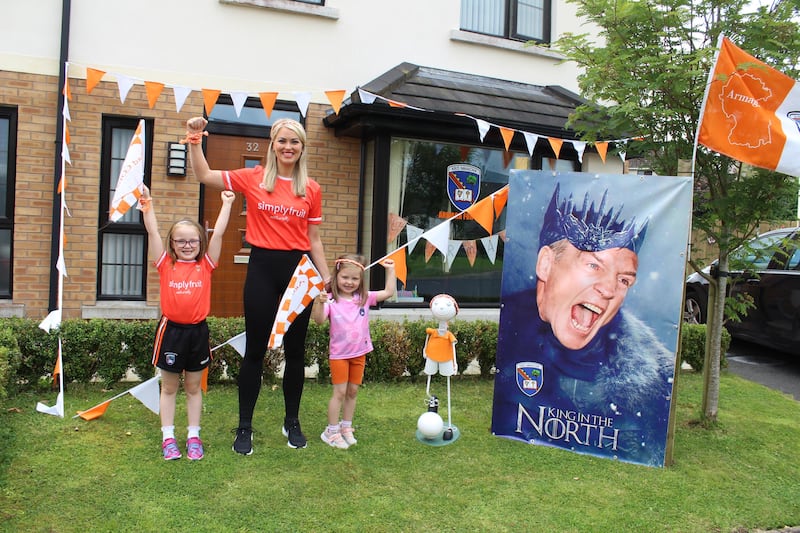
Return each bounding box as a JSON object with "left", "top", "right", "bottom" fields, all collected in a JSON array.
[
  {"left": 340, "top": 426, "right": 357, "bottom": 446},
  {"left": 321, "top": 430, "right": 349, "bottom": 449},
  {"left": 162, "top": 438, "right": 181, "bottom": 460},
  {"left": 186, "top": 437, "right": 204, "bottom": 461}
]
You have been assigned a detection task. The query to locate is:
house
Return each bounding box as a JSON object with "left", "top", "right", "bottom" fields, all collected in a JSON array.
[{"left": 0, "top": 0, "right": 621, "bottom": 321}]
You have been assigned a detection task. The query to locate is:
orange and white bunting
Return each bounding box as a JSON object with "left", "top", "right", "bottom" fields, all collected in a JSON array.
[
  {"left": 109, "top": 119, "right": 145, "bottom": 222},
  {"left": 698, "top": 36, "right": 800, "bottom": 178},
  {"left": 268, "top": 255, "right": 325, "bottom": 349}
]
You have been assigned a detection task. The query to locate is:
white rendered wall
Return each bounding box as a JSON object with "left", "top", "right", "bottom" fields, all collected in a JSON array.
[{"left": 1, "top": 0, "right": 592, "bottom": 100}]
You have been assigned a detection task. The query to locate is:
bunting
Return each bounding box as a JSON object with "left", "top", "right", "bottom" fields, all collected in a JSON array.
[
  {"left": 69, "top": 63, "right": 632, "bottom": 159},
  {"left": 36, "top": 341, "right": 64, "bottom": 418},
  {"left": 74, "top": 374, "right": 161, "bottom": 420},
  {"left": 268, "top": 255, "right": 325, "bottom": 349}
]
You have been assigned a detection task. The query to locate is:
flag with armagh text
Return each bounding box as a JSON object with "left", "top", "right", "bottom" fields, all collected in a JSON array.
[{"left": 697, "top": 36, "right": 800, "bottom": 178}]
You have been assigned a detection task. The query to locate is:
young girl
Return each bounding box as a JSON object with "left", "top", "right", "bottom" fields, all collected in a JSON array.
[
  {"left": 312, "top": 255, "right": 396, "bottom": 449},
  {"left": 140, "top": 185, "right": 235, "bottom": 460}
]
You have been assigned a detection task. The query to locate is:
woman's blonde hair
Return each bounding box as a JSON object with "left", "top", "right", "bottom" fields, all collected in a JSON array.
[
  {"left": 165, "top": 219, "right": 207, "bottom": 263},
  {"left": 262, "top": 118, "right": 309, "bottom": 197},
  {"left": 331, "top": 253, "right": 367, "bottom": 307}
]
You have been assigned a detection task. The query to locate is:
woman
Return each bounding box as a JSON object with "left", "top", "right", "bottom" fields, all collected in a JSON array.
[{"left": 184, "top": 116, "right": 331, "bottom": 453}]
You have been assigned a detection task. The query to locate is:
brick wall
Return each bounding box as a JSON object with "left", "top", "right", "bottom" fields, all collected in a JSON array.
[{"left": 0, "top": 70, "right": 362, "bottom": 319}]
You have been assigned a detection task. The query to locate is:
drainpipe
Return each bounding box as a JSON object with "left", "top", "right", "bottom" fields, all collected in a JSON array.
[{"left": 48, "top": 0, "right": 71, "bottom": 312}]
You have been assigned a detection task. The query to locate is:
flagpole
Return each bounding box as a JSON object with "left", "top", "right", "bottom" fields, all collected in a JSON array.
[
  {"left": 692, "top": 33, "right": 726, "bottom": 177},
  {"left": 365, "top": 184, "right": 509, "bottom": 271}
]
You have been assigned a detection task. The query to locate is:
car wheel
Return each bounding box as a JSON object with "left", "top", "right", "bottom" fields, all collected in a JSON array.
[{"left": 684, "top": 292, "right": 706, "bottom": 324}]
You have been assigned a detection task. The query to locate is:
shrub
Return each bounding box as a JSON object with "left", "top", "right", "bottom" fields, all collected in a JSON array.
[
  {"left": 0, "top": 326, "right": 20, "bottom": 400},
  {"left": 680, "top": 323, "right": 730, "bottom": 372}
]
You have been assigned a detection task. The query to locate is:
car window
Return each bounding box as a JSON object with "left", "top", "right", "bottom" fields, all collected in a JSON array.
[
  {"left": 729, "top": 232, "right": 791, "bottom": 271},
  {"left": 787, "top": 243, "right": 800, "bottom": 270}
]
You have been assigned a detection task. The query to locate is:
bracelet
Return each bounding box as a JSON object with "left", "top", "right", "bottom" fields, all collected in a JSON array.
[
  {"left": 137, "top": 198, "right": 151, "bottom": 212},
  {"left": 180, "top": 130, "right": 208, "bottom": 145}
]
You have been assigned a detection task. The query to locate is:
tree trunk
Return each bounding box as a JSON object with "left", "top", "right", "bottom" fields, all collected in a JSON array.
[{"left": 701, "top": 255, "right": 728, "bottom": 422}]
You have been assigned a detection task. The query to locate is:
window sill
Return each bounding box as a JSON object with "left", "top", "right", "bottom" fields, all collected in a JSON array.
[
  {"left": 450, "top": 29, "right": 564, "bottom": 60},
  {"left": 0, "top": 302, "right": 25, "bottom": 318},
  {"left": 220, "top": 0, "right": 339, "bottom": 20},
  {"left": 82, "top": 302, "right": 160, "bottom": 320}
]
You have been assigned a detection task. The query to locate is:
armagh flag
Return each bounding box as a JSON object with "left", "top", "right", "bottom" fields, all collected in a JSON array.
[
  {"left": 109, "top": 119, "right": 146, "bottom": 221},
  {"left": 268, "top": 254, "right": 325, "bottom": 349},
  {"left": 697, "top": 36, "right": 800, "bottom": 178}
]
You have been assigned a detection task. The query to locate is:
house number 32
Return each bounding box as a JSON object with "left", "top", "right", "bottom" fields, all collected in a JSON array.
[{"left": 246, "top": 142, "right": 259, "bottom": 151}]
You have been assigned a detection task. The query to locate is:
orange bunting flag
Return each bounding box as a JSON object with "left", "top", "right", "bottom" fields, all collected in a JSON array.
[
  {"left": 387, "top": 213, "right": 407, "bottom": 243},
  {"left": 201, "top": 368, "right": 209, "bottom": 394},
  {"left": 463, "top": 240, "right": 478, "bottom": 266},
  {"left": 86, "top": 67, "right": 106, "bottom": 94},
  {"left": 259, "top": 92, "right": 278, "bottom": 118},
  {"left": 548, "top": 137, "right": 564, "bottom": 159},
  {"left": 268, "top": 254, "right": 325, "bottom": 349},
  {"left": 388, "top": 99, "right": 407, "bottom": 108},
  {"left": 492, "top": 186, "right": 509, "bottom": 218},
  {"left": 64, "top": 123, "right": 71, "bottom": 145},
  {"left": 77, "top": 400, "right": 112, "bottom": 421},
  {"left": 499, "top": 127, "right": 515, "bottom": 151},
  {"left": 202, "top": 88, "right": 222, "bottom": 116},
  {"left": 109, "top": 119, "right": 145, "bottom": 222},
  {"left": 384, "top": 247, "right": 408, "bottom": 288},
  {"left": 144, "top": 81, "right": 165, "bottom": 109},
  {"left": 698, "top": 36, "right": 800, "bottom": 178},
  {"left": 594, "top": 141, "right": 609, "bottom": 163},
  {"left": 424, "top": 241, "right": 436, "bottom": 263},
  {"left": 465, "top": 194, "right": 495, "bottom": 235},
  {"left": 325, "top": 90, "right": 347, "bottom": 115}
]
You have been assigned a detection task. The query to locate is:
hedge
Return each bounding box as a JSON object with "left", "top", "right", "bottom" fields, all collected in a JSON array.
[{"left": 0, "top": 317, "right": 721, "bottom": 394}]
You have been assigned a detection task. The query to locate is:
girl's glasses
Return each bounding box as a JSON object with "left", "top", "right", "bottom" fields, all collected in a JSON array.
[{"left": 172, "top": 239, "right": 201, "bottom": 248}]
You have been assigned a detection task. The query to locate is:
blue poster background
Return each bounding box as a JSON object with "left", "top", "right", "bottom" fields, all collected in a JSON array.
[{"left": 491, "top": 170, "right": 693, "bottom": 467}]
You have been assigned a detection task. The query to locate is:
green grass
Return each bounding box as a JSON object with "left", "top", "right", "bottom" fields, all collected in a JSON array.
[{"left": 1, "top": 371, "right": 799, "bottom": 532}]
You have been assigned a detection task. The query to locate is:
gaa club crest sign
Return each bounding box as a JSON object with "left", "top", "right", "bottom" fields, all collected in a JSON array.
[
  {"left": 516, "top": 362, "right": 543, "bottom": 397},
  {"left": 446, "top": 164, "right": 481, "bottom": 211}
]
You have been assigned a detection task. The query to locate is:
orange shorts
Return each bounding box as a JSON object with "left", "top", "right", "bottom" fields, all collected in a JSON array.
[{"left": 329, "top": 355, "right": 366, "bottom": 386}]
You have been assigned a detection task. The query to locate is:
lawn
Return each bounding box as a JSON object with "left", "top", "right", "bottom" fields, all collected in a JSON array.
[{"left": 1, "top": 370, "right": 799, "bottom": 532}]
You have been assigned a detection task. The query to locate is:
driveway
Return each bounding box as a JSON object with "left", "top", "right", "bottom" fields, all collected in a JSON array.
[{"left": 726, "top": 339, "right": 800, "bottom": 401}]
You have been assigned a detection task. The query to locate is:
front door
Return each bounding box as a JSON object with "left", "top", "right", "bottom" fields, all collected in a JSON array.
[{"left": 203, "top": 134, "right": 269, "bottom": 317}]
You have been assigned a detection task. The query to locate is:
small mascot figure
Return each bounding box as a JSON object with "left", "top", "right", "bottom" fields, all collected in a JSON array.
[{"left": 417, "top": 293, "right": 460, "bottom": 445}]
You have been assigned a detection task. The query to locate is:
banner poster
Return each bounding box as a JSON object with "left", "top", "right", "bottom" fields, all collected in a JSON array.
[{"left": 491, "top": 170, "right": 692, "bottom": 467}]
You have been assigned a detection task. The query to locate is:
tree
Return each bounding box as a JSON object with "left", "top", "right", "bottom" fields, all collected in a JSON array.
[{"left": 553, "top": 0, "right": 800, "bottom": 423}]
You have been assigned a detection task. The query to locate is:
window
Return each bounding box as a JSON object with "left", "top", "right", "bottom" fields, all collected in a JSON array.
[
  {"left": 383, "top": 138, "right": 534, "bottom": 304},
  {"left": 460, "top": 0, "right": 551, "bottom": 43},
  {"left": 0, "top": 108, "right": 16, "bottom": 298},
  {"left": 97, "top": 117, "right": 152, "bottom": 300}
]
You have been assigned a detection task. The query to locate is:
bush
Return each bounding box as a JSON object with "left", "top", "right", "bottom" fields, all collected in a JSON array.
[
  {"left": 0, "top": 326, "right": 20, "bottom": 400},
  {"left": 680, "top": 323, "right": 730, "bottom": 372}
]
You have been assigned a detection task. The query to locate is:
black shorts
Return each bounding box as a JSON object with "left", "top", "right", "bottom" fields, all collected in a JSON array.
[{"left": 152, "top": 317, "right": 212, "bottom": 373}]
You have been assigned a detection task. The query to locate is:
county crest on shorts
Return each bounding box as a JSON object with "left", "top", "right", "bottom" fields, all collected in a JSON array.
[
  {"left": 446, "top": 164, "right": 481, "bottom": 211},
  {"left": 516, "top": 362, "right": 543, "bottom": 397}
]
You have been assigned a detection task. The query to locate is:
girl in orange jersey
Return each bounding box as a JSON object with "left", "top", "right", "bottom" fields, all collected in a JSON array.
[
  {"left": 185, "top": 116, "right": 331, "bottom": 454},
  {"left": 140, "top": 185, "right": 235, "bottom": 460}
]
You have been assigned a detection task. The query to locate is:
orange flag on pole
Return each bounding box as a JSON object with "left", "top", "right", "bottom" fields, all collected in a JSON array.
[
  {"left": 698, "top": 36, "right": 800, "bottom": 178},
  {"left": 77, "top": 400, "right": 112, "bottom": 421}
]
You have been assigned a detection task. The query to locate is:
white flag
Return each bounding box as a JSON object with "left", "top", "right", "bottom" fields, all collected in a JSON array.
[
  {"left": 268, "top": 255, "right": 324, "bottom": 349},
  {"left": 128, "top": 374, "right": 161, "bottom": 415}
]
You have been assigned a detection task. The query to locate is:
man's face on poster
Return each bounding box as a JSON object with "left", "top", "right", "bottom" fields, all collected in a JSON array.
[{"left": 536, "top": 239, "right": 638, "bottom": 350}]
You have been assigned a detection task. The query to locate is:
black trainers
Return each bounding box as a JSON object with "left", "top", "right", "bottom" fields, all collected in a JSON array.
[
  {"left": 232, "top": 427, "right": 253, "bottom": 455},
  {"left": 282, "top": 418, "right": 307, "bottom": 449}
]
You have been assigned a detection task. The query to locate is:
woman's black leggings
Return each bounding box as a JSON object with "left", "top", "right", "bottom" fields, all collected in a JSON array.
[{"left": 238, "top": 247, "right": 313, "bottom": 429}]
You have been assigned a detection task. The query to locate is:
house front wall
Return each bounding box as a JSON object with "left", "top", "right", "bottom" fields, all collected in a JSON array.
[{"left": 0, "top": 0, "right": 607, "bottom": 319}]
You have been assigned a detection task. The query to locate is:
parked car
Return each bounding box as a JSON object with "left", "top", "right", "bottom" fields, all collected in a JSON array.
[{"left": 684, "top": 226, "right": 800, "bottom": 356}]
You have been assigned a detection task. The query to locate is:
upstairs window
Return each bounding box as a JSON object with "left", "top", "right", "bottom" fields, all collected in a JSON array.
[{"left": 460, "top": 0, "right": 551, "bottom": 43}]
